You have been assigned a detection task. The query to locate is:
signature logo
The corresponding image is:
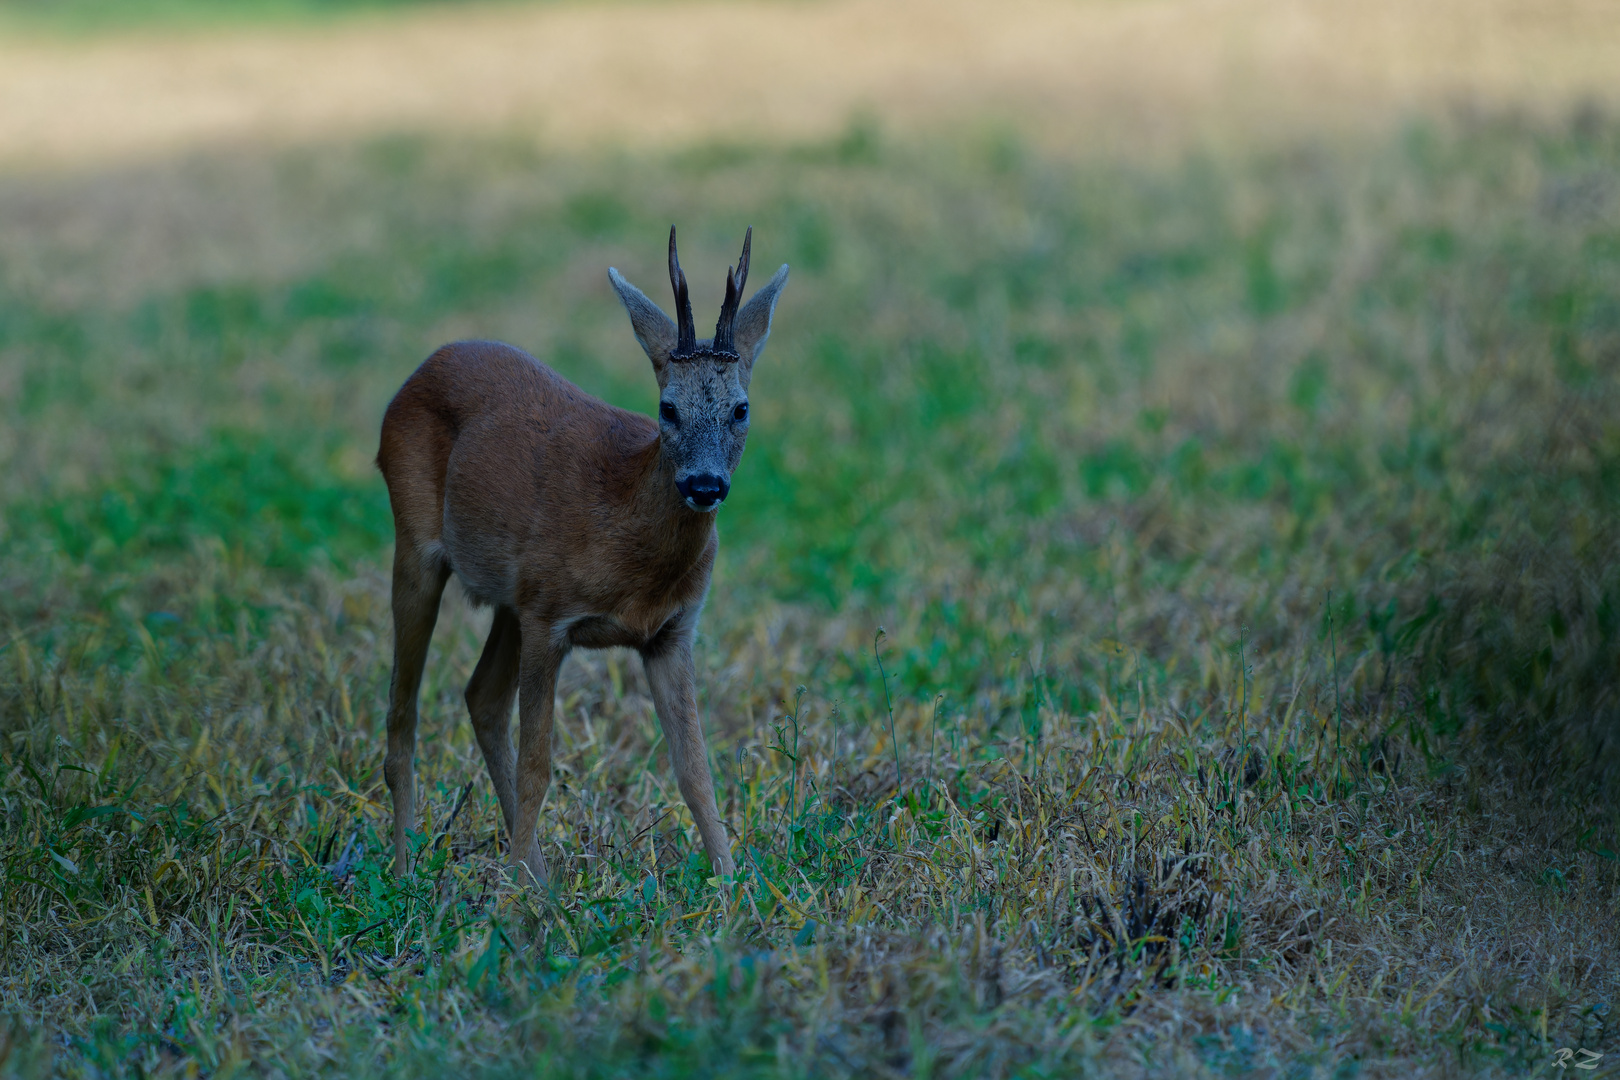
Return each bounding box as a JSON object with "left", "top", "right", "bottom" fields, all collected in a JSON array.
[{"left": 1551, "top": 1048, "right": 1604, "bottom": 1070}]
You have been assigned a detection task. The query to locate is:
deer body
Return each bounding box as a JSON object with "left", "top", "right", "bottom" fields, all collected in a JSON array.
[{"left": 377, "top": 228, "right": 786, "bottom": 882}]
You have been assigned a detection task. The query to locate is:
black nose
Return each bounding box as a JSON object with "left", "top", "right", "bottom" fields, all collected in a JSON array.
[{"left": 677, "top": 473, "right": 729, "bottom": 508}]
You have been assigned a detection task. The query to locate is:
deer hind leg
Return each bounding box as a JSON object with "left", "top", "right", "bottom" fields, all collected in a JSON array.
[
  {"left": 642, "top": 636, "right": 736, "bottom": 880},
  {"left": 383, "top": 546, "right": 450, "bottom": 876},
  {"left": 510, "top": 616, "right": 565, "bottom": 884},
  {"left": 378, "top": 373, "right": 458, "bottom": 875},
  {"left": 465, "top": 605, "right": 521, "bottom": 849}
]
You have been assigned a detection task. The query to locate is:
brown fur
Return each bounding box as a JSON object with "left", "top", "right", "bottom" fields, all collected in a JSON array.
[{"left": 377, "top": 340, "right": 734, "bottom": 881}]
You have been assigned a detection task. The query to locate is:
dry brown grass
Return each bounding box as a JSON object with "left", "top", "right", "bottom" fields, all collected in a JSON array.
[
  {"left": 0, "top": 12, "right": 1617, "bottom": 1072},
  {"left": 1, "top": 0, "right": 1620, "bottom": 169}
]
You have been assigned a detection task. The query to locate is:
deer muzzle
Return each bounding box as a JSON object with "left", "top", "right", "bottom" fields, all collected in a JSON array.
[{"left": 677, "top": 473, "right": 729, "bottom": 511}]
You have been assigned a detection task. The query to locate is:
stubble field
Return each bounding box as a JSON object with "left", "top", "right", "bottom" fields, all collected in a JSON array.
[{"left": 1, "top": 5, "right": 1619, "bottom": 1076}]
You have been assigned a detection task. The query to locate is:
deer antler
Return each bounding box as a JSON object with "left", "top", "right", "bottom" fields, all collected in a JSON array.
[
  {"left": 712, "top": 227, "right": 752, "bottom": 358},
  {"left": 668, "top": 225, "right": 697, "bottom": 358},
  {"left": 666, "top": 225, "right": 751, "bottom": 361}
]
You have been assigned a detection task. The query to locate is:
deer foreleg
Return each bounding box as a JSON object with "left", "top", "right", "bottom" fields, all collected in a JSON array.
[{"left": 642, "top": 636, "right": 736, "bottom": 880}]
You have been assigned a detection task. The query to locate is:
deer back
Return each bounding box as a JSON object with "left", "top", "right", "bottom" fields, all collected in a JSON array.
[{"left": 379, "top": 340, "right": 717, "bottom": 637}]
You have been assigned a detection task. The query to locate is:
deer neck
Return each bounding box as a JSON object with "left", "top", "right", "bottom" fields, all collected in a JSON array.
[{"left": 622, "top": 437, "right": 716, "bottom": 557}]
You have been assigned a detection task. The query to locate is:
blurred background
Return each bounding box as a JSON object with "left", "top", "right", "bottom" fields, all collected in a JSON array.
[
  {"left": 2, "top": 1, "right": 1619, "bottom": 1074},
  {"left": 2, "top": 0, "right": 1619, "bottom": 165},
  {"left": 1, "top": 0, "right": 1616, "bottom": 587}
]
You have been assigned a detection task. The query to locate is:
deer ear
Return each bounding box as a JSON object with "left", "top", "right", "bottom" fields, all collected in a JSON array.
[
  {"left": 734, "top": 264, "right": 789, "bottom": 388},
  {"left": 609, "top": 268, "right": 678, "bottom": 377}
]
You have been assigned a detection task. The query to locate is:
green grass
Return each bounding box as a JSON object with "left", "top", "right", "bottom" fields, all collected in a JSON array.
[{"left": 1, "top": 113, "right": 1618, "bottom": 1077}]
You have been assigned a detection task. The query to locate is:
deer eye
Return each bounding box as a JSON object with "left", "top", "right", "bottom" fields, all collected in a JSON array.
[
  {"left": 660, "top": 401, "right": 679, "bottom": 424},
  {"left": 732, "top": 402, "right": 749, "bottom": 422}
]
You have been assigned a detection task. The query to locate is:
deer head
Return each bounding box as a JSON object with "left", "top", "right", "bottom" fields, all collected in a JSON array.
[{"left": 609, "top": 226, "right": 789, "bottom": 511}]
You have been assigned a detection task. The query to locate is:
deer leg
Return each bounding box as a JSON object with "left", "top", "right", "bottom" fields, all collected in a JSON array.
[
  {"left": 384, "top": 550, "right": 450, "bottom": 876},
  {"left": 465, "top": 605, "right": 522, "bottom": 845},
  {"left": 510, "top": 619, "right": 565, "bottom": 883},
  {"left": 642, "top": 634, "right": 735, "bottom": 880}
]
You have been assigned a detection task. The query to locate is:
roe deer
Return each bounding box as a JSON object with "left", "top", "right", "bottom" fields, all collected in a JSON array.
[{"left": 377, "top": 227, "right": 788, "bottom": 882}]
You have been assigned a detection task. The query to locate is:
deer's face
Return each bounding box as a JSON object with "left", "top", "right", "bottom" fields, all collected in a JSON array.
[
  {"left": 658, "top": 357, "right": 750, "bottom": 512},
  {"left": 608, "top": 226, "right": 789, "bottom": 514}
]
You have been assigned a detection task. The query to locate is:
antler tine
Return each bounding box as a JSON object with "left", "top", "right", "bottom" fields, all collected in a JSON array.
[
  {"left": 668, "top": 225, "right": 697, "bottom": 357},
  {"left": 734, "top": 225, "right": 752, "bottom": 299},
  {"left": 713, "top": 226, "right": 752, "bottom": 356}
]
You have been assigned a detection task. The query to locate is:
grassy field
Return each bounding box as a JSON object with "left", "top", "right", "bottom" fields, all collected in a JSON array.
[
  {"left": 1, "top": 109, "right": 1618, "bottom": 1077},
  {"left": 0, "top": 0, "right": 509, "bottom": 34}
]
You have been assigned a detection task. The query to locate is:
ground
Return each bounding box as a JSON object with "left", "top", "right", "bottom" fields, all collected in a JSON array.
[{"left": 0, "top": 2, "right": 1618, "bottom": 1077}]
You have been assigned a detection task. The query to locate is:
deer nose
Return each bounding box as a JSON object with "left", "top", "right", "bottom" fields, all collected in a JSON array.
[{"left": 678, "top": 473, "right": 729, "bottom": 509}]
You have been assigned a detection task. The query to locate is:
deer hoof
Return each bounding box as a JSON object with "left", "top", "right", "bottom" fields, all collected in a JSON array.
[{"left": 508, "top": 846, "right": 551, "bottom": 888}]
